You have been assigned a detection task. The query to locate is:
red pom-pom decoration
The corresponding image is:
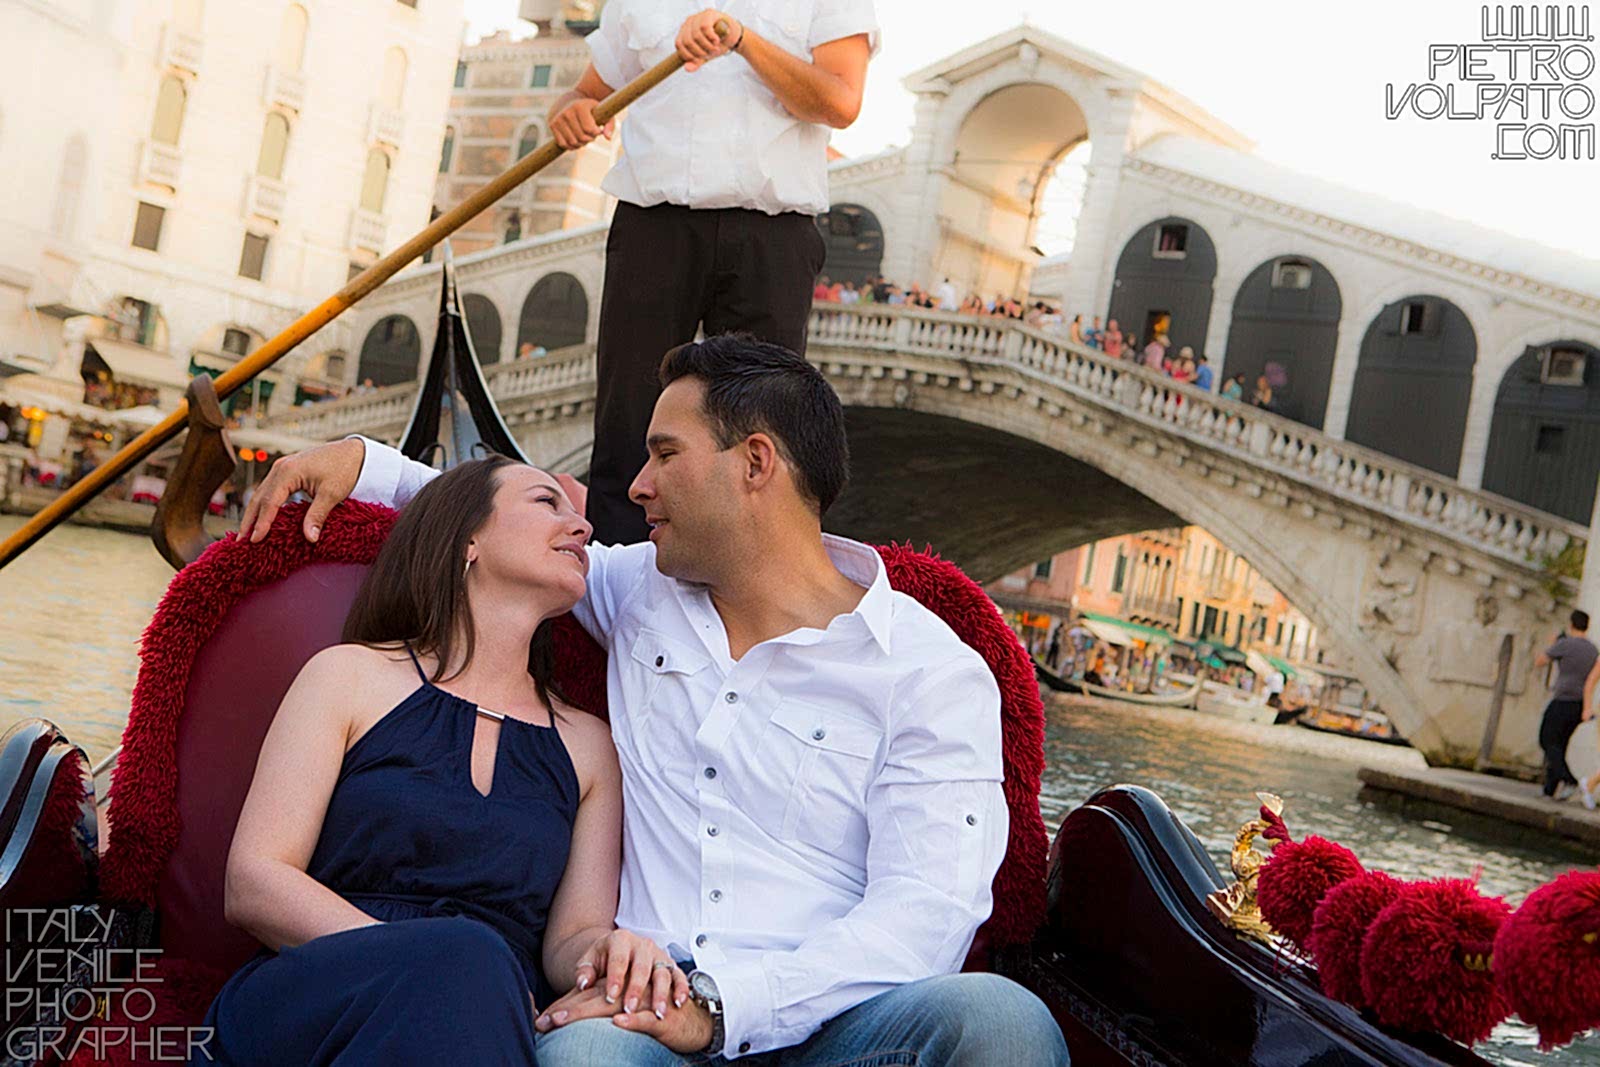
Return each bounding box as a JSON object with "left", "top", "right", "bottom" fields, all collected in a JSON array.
[
  {"left": 1492, "top": 869, "right": 1600, "bottom": 1051},
  {"left": 1360, "top": 878, "right": 1512, "bottom": 1046},
  {"left": 1307, "top": 870, "right": 1404, "bottom": 1007},
  {"left": 1257, "top": 834, "right": 1365, "bottom": 951}
]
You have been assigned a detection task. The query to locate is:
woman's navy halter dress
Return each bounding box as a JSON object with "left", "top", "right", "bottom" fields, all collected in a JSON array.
[{"left": 195, "top": 647, "right": 580, "bottom": 1066}]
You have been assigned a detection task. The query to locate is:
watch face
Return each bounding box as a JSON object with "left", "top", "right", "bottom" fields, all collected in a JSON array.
[{"left": 690, "top": 971, "right": 719, "bottom": 1001}]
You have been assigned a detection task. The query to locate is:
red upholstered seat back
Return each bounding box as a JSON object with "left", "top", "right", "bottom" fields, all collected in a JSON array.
[{"left": 98, "top": 505, "right": 1045, "bottom": 981}]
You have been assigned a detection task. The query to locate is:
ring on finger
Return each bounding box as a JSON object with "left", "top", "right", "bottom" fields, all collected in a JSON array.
[{"left": 651, "top": 960, "right": 674, "bottom": 971}]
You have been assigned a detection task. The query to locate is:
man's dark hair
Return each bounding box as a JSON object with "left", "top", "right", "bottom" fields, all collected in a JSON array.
[
  {"left": 1197, "top": 354, "right": 1208, "bottom": 364},
  {"left": 1573, "top": 609, "right": 1590, "bottom": 632},
  {"left": 658, "top": 334, "right": 849, "bottom": 516}
]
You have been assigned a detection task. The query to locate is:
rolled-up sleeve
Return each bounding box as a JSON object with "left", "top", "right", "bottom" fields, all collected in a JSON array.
[
  {"left": 586, "top": 0, "right": 642, "bottom": 90},
  {"left": 702, "top": 655, "right": 1006, "bottom": 1057},
  {"left": 809, "top": 0, "right": 881, "bottom": 55}
]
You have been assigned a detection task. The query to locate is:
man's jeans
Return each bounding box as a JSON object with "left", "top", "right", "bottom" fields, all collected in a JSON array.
[{"left": 535, "top": 972, "right": 1069, "bottom": 1066}]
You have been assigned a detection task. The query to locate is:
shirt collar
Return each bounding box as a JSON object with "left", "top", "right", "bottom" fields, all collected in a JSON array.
[{"left": 821, "top": 533, "right": 894, "bottom": 655}]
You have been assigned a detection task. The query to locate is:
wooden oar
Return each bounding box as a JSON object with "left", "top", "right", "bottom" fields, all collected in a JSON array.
[{"left": 0, "top": 24, "right": 724, "bottom": 572}]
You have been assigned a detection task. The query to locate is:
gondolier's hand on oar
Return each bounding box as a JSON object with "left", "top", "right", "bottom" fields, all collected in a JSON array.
[{"left": 239, "top": 438, "right": 365, "bottom": 544}]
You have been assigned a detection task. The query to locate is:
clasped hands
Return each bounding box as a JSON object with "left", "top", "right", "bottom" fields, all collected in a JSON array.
[{"left": 535, "top": 929, "right": 712, "bottom": 1053}]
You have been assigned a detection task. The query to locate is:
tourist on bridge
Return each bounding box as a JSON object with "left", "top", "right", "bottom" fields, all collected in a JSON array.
[
  {"left": 1193, "top": 353, "right": 1214, "bottom": 392},
  {"left": 546, "top": 1, "right": 878, "bottom": 545},
  {"left": 1102, "top": 318, "right": 1123, "bottom": 358},
  {"left": 1535, "top": 610, "right": 1597, "bottom": 800}
]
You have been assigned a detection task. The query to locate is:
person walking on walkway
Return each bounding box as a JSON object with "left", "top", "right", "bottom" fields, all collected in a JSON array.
[
  {"left": 548, "top": 2, "right": 878, "bottom": 545},
  {"left": 1535, "top": 610, "right": 1597, "bottom": 800}
]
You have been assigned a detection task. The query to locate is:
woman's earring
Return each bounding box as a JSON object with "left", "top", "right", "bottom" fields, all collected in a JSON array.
[{"left": 463, "top": 557, "right": 474, "bottom": 580}]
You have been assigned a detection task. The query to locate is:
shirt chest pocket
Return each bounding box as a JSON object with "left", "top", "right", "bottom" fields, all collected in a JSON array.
[
  {"left": 766, "top": 699, "right": 883, "bottom": 853},
  {"left": 626, "top": 629, "right": 712, "bottom": 779}
]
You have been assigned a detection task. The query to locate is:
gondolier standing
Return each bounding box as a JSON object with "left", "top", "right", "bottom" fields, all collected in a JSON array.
[{"left": 548, "top": 1, "right": 877, "bottom": 545}]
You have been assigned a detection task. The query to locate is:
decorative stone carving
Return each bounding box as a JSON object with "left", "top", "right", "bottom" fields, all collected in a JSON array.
[{"left": 1362, "top": 549, "right": 1424, "bottom": 636}]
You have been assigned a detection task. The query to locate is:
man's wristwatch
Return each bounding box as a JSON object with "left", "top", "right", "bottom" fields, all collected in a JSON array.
[{"left": 687, "top": 970, "right": 725, "bottom": 1056}]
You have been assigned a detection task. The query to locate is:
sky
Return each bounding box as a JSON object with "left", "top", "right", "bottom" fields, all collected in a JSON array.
[{"left": 462, "top": 0, "right": 1600, "bottom": 261}]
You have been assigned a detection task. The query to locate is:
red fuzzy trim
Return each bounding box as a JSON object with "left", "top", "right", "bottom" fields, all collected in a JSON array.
[
  {"left": 1493, "top": 868, "right": 1600, "bottom": 1050},
  {"left": 1257, "top": 835, "right": 1364, "bottom": 951},
  {"left": 99, "top": 501, "right": 398, "bottom": 909},
  {"left": 1306, "top": 870, "right": 1404, "bottom": 1007},
  {"left": 1360, "top": 878, "right": 1512, "bottom": 1046}
]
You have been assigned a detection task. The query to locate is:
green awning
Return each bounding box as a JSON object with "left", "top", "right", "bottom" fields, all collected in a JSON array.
[
  {"left": 1266, "top": 655, "right": 1297, "bottom": 679},
  {"left": 1080, "top": 611, "right": 1174, "bottom": 647},
  {"left": 1195, "top": 633, "right": 1248, "bottom": 665}
]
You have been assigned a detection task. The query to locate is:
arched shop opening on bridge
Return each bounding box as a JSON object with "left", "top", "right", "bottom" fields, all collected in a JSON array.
[
  {"left": 462, "top": 293, "right": 503, "bottom": 364},
  {"left": 1345, "top": 295, "right": 1476, "bottom": 477},
  {"left": 516, "top": 272, "right": 587, "bottom": 355},
  {"left": 1482, "top": 339, "right": 1600, "bottom": 523},
  {"left": 1108, "top": 217, "right": 1217, "bottom": 357},
  {"left": 1220, "top": 256, "right": 1342, "bottom": 429},
  {"left": 816, "top": 203, "right": 884, "bottom": 285},
  {"left": 357, "top": 314, "right": 422, "bottom": 388}
]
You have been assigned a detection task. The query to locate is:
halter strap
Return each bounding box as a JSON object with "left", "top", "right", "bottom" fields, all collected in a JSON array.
[{"left": 403, "top": 642, "right": 429, "bottom": 684}]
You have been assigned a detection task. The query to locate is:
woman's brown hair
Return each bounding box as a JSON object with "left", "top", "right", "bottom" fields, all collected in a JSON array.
[{"left": 342, "top": 455, "right": 567, "bottom": 709}]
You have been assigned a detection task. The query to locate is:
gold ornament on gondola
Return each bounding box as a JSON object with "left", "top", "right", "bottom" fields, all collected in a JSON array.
[{"left": 1204, "top": 791, "right": 1283, "bottom": 947}]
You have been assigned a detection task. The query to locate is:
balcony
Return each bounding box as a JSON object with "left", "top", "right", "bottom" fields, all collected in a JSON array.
[
  {"left": 263, "top": 65, "right": 307, "bottom": 112},
  {"left": 368, "top": 104, "right": 404, "bottom": 147},
  {"left": 349, "top": 208, "right": 388, "bottom": 253},
  {"left": 245, "top": 174, "right": 288, "bottom": 222},
  {"left": 160, "top": 24, "right": 204, "bottom": 74},
  {"left": 138, "top": 141, "right": 183, "bottom": 189}
]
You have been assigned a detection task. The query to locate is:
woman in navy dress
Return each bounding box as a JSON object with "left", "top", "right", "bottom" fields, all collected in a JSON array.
[{"left": 194, "top": 456, "right": 683, "bottom": 1065}]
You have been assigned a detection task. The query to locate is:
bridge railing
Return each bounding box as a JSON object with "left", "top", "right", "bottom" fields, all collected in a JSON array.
[
  {"left": 807, "top": 303, "right": 1587, "bottom": 571},
  {"left": 268, "top": 343, "right": 596, "bottom": 441}
]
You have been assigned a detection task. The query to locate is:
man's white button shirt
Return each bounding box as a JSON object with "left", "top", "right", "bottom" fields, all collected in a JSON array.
[
  {"left": 352, "top": 440, "right": 1007, "bottom": 1059},
  {"left": 586, "top": 0, "right": 880, "bottom": 216}
]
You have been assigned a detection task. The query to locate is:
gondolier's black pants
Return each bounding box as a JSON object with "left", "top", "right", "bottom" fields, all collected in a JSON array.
[
  {"left": 589, "top": 200, "right": 825, "bottom": 545},
  {"left": 1539, "top": 697, "right": 1584, "bottom": 795}
]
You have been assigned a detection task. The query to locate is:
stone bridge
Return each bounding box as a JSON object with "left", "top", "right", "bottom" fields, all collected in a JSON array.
[{"left": 266, "top": 304, "right": 1586, "bottom": 771}]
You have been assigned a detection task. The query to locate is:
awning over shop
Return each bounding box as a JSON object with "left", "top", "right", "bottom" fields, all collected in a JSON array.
[
  {"left": 229, "top": 426, "right": 325, "bottom": 456},
  {"left": 88, "top": 338, "right": 189, "bottom": 391},
  {"left": 0, "top": 374, "right": 121, "bottom": 426},
  {"left": 1080, "top": 612, "right": 1174, "bottom": 649},
  {"left": 1194, "top": 633, "right": 1248, "bottom": 665},
  {"left": 1266, "top": 654, "right": 1298, "bottom": 680}
]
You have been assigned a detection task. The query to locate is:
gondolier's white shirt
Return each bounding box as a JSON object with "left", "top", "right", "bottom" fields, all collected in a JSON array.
[
  {"left": 351, "top": 439, "right": 1007, "bottom": 1059},
  {"left": 585, "top": 0, "right": 880, "bottom": 216}
]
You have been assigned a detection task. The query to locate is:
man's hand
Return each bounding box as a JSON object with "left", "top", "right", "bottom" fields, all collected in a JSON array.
[
  {"left": 612, "top": 996, "right": 714, "bottom": 1054},
  {"left": 549, "top": 96, "right": 615, "bottom": 150},
  {"left": 676, "top": 10, "right": 739, "bottom": 72},
  {"left": 238, "top": 437, "right": 364, "bottom": 544}
]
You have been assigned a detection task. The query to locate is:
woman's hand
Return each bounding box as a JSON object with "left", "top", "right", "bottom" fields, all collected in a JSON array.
[{"left": 537, "top": 929, "right": 687, "bottom": 1028}]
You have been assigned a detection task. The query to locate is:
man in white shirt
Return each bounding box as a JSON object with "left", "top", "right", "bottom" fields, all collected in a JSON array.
[
  {"left": 238, "top": 336, "right": 1067, "bottom": 1065},
  {"left": 934, "top": 277, "right": 958, "bottom": 311},
  {"left": 547, "top": 1, "right": 876, "bottom": 548}
]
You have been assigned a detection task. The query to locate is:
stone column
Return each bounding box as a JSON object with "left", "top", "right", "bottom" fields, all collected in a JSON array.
[
  {"left": 1059, "top": 90, "right": 1134, "bottom": 323},
  {"left": 1577, "top": 474, "right": 1600, "bottom": 615}
]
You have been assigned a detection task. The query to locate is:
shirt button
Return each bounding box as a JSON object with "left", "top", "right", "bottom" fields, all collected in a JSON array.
[
  {"left": 695, "top": 934, "right": 708, "bottom": 948},
  {"left": 704, "top": 766, "right": 717, "bottom": 779},
  {"left": 709, "top": 889, "right": 723, "bottom": 902},
  {"left": 707, "top": 825, "right": 719, "bottom": 837},
  {"left": 966, "top": 814, "right": 978, "bottom": 826},
  {"left": 811, "top": 727, "right": 826, "bottom": 741},
  {"left": 740, "top": 1042, "right": 751, "bottom": 1054},
  {"left": 655, "top": 655, "right": 664, "bottom": 667},
  {"left": 725, "top": 692, "right": 738, "bottom": 703}
]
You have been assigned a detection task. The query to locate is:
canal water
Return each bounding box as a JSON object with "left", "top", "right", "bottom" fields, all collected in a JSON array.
[{"left": 1, "top": 517, "right": 1596, "bottom": 1063}]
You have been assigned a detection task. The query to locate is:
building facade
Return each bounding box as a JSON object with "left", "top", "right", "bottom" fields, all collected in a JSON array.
[{"left": 0, "top": 0, "right": 464, "bottom": 460}]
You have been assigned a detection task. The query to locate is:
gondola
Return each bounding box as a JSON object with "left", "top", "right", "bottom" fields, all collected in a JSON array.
[{"left": 0, "top": 258, "right": 1518, "bottom": 1067}]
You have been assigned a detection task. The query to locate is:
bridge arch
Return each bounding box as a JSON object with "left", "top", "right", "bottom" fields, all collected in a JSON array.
[
  {"left": 461, "top": 292, "right": 503, "bottom": 364},
  {"left": 517, "top": 272, "right": 587, "bottom": 354},
  {"left": 1107, "top": 216, "right": 1217, "bottom": 356},
  {"left": 357, "top": 313, "right": 421, "bottom": 387},
  {"left": 1481, "top": 339, "right": 1600, "bottom": 523},
  {"left": 1222, "top": 255, "right": 1342, "bottom": 428},
  {"left": 816, "top": 203, "right": 884, "bottom": 285},
  {"left": 930, "top": 74, "right": 1097, "bottom": 299},
  {"left": 1346, "top": 294, "right": 1477, "bottom": 476}
]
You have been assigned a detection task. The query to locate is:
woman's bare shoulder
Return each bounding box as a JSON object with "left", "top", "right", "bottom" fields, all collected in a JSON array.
[{"left": 554, "top": 704, "right": 618, "bottom": 792}]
